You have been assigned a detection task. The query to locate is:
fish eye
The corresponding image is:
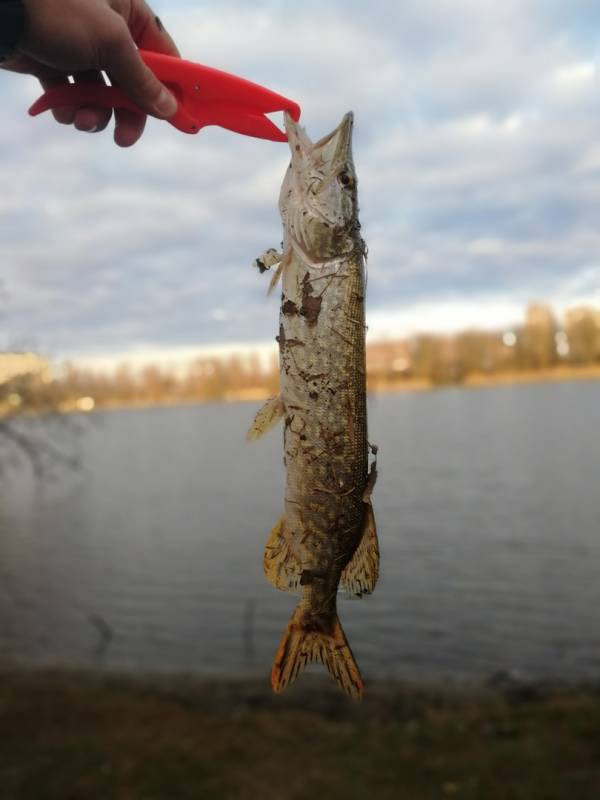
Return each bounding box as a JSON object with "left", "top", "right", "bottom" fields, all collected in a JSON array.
[{"left": 338, "top": 171, "right": 353, "bottom": 188}]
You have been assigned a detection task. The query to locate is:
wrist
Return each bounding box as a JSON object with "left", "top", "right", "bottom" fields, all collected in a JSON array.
[{"left": 0, "top": 0, "right": 26, "bottom": 61}]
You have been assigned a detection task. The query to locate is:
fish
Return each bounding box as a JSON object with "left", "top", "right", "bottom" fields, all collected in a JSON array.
[{"left": 249, "top": 111, "right": 379, "bottom": 699}]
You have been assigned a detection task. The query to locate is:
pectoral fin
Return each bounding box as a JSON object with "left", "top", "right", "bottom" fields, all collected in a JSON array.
[
  {"left": 267, "top": 247, "right": 292, "bottom": 295},
  {"left": 341, "top": 505, "right": 379, "bottom": 597},
  {"left": 246, "top": 395, "right": 284, "bottom": 441},
  {"left": 263, "top": 515, "right": 302, "bottom": 592},
  {"left": 254, "top": 248, "right": 282, "bottom": 274}
]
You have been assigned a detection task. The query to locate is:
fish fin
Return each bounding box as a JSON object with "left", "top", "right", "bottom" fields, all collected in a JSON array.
[
  {"left": 246, "top": 395, "right": 285, "bottom": 441},
  {"left": 271, "top": 605, "right": 363, "bottom": 699},
  {"left": 263, "top": 516, "right": 302, "bottom": 591},
  {"left": 341, "top": 505, "right": 379, "bottom": 597},
  {"left": 254, "top": 247, "right": 282, "bottom": 274},
  {"left": 267, "top": 247, "right": 292, "bottom": 295},
  {"left": 362, "top": 458, "right": 378, "bottom": 504}
]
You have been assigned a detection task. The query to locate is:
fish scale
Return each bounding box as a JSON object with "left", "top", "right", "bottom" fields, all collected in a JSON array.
[
  {"left": 249, "top": 112, "right": 379, "bottom": 698},
  {"left": 282, "top": 257, "right": 367, "bottom": 566}
]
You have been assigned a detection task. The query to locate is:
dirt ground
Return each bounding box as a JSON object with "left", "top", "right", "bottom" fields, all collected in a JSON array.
[{"left": 1, "top": 668, "right": 599, "bottom": 799}]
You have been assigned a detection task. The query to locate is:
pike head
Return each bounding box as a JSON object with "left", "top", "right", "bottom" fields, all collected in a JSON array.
[{"left": 280, "top": 112, "right": 359, "bottom": 264}]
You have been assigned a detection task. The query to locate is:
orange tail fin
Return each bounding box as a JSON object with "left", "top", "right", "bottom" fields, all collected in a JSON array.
[{"left": 271, "top": 605, "right": 363, "bottom": 699}]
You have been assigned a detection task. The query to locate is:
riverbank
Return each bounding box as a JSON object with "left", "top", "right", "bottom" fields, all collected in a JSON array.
[
  {"left": 7, "top": 363, "right": 593, "bottom": 417},
  {"left": 1, "top": 669, "right": 599, "bottom": 799},
  {"left": 369, "top": 363, "right": 600, "bottom": 395}
]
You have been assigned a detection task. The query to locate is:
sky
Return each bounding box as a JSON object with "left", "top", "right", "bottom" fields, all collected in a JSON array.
[{"left": 1, "top": 0, "right": 600, "bottom": 368}]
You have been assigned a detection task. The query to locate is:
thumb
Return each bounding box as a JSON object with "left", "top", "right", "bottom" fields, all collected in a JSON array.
[{"left": 101, "top": 20, "right": 177, "bottom": 118}]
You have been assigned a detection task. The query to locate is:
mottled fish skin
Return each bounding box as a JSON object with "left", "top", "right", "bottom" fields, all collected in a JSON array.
[
  {"left": 251, "top": 112, "right": 379, "bottom": 699},
  {"left": 279, "top": 121, "right": 367, "bottom": 588}
]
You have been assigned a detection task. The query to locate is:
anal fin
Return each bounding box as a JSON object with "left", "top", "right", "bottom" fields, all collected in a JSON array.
[
  {"left": 263, "top": 515, "right": 302, "bottom": 592},
  {"left": 246, "top": 395, "right": 284, "bottom": 441},
  {"left": 341, "top": 505, "right": 379, "bottom": 597}
]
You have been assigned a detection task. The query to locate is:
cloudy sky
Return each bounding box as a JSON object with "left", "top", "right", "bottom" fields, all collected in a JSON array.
[{"left": 1, "top": 0, "right": 600, "bottom": 366}]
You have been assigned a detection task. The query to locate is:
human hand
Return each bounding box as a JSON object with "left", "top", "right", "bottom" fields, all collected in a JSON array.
[{"left": 2, "top": 0, "right": 180, "bottom": 146}]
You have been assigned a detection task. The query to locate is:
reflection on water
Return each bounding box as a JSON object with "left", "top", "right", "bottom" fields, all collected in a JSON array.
[{"left": 1, "top": 381, "right": 599, "bottom": 681}]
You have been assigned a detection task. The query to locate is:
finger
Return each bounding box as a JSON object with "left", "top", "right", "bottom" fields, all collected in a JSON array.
[
  {"left": 100, "top": 16, "right": 177, "bottom": 119},
  {"left": 38, "top": 75, "right": 77, "bottom": 125},
  {"left": 113, "top": 106, "right": 146, "bottom": 148},
  {"left": 72, "top": 70, "right": 112, "bottom": 133},
  {"left": 29, "top": 63, "right": 75, "bottom": 125},
  {"left": 0, "top": 57, "right": 77, "bottom": 124},
  {"left": 107, "top": 69, "right": 146, "bottom": 147},
  {"left": 130, "top": 2, "right": 181, "bottom": 57}
]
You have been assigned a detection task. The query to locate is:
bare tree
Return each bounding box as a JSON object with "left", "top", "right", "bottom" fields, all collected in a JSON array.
[{"left": 0, "top": 353, "right": 81, "bottom": 480}]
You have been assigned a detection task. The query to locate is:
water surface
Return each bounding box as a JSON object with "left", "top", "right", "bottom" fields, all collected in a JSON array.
[{"left": 1, "top": 381, "right": 599, "bottom": 681}]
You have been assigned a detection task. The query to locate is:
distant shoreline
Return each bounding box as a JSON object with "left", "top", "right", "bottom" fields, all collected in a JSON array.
[
  {"left": 51, "top": 364, "right": 600, "bottom": 414},
  {"left": 3, "top": 365, "right": 599, "bottom": 418},
  {"left": 371, "top": 363, "right": 600, "bottom": 394}
]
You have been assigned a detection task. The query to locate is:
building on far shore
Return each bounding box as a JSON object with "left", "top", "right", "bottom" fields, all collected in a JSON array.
[
  {"left": 366, "top": 340, "right": 412, "bottom": 381},
  {"left": 0, "top": 352, "right": 51, "bottom": 385}
]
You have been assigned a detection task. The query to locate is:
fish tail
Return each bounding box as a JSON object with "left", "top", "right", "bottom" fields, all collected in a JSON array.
[{"left": 271, "top": 604, "right": 363, "bottom": 699}]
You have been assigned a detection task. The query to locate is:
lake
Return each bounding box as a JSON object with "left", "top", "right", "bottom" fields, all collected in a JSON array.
[{"left": 1, "top": 381, "right": 599, "bottom": 682}]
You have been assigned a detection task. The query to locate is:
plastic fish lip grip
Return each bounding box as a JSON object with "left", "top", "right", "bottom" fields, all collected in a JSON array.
[{"left": 29, "top": 50, "right": 301, "bottom": 143}]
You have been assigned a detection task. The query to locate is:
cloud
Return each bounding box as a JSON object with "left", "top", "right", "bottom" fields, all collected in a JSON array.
[
  {"left": 1, "top": 1, "right": 599, "bottom": 360},
  {"left": 554, "top": 61, "right": 597, "bottom": 89}
]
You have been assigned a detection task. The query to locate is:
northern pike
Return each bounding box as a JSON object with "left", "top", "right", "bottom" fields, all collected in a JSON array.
[{"left": 249, "top": 111, "right": 379, "bottom": 699}]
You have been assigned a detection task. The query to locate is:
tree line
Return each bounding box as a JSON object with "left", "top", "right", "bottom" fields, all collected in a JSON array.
[{"left": 1, "top": 303, "right": 599, "bottom": 414}]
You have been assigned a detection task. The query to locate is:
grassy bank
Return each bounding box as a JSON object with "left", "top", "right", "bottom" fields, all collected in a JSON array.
[
  {"left": 1, "top": 669, "right": 599, "bottom": 799},
  {"left": 370, "top": 364, "right": 600, "bottom": 395}
]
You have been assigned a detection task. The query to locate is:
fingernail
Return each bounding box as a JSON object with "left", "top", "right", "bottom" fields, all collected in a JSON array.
[
  {"left": 154, "top": 87, "right": 177, "bottom": 118},
  {"left": 76, "top": 121, "right": 99, "bottom": 133}
]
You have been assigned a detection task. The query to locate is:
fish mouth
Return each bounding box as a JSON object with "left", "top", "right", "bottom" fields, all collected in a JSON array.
[
  {"left": 279, "top": 112, "right": 357, "bottom": 261},
  {"left": 312, "top": 111, "right": 354, "bottom": 160},
  {"left": 284, "top": 111, "right": 354, "bottom": 165}
]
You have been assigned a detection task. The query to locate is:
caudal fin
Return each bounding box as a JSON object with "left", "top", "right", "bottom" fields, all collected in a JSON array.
[{"left": 271, "top": 605, "right": 363, "bottom": 699}]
